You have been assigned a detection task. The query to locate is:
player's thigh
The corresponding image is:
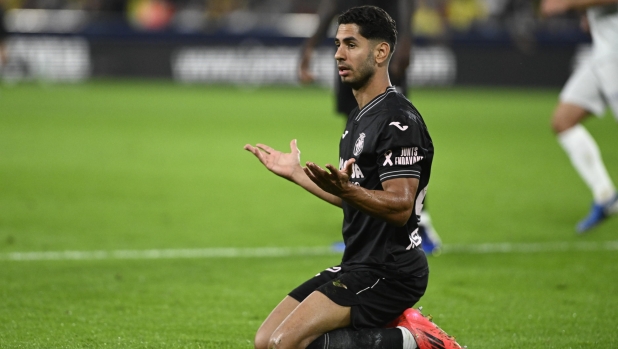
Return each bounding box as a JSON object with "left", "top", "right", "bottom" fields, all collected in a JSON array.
[
  {"left": 269, "top": 291, "right": 351, "bottom": 349},
  {"left": 288, "top": 265, "right": 346, "bottom": 304},
  {"left": 554, "top": 60, "right": 604, "bottom": 132},
  {"left": 255, "top": 296, "right": 300, "bottom": 349},
  {"left": 594, "top": 55, "right": 618, "bottom": 120},
  {"left": 256, "top": 267, "right": 343, "bottom": 349}
]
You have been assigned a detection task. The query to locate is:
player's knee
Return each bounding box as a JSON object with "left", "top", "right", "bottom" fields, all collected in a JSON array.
[
  {"left": 551, "top": 110, "right": 577, "bottom": 134},
  {"left": 267, "top": 333, "right": 283, "bottom": 349},
  {"left": 267, "top": 331, "right": 299, "bottom": 349},
  {"left": 551, "top": 103, "right": 590, "bottom": 134},
  {"left": 551, "top": 114, "right": 567, "bottom": 134},
  {"left": 254, "top": 330, "right": 270, "bottom": 349}
]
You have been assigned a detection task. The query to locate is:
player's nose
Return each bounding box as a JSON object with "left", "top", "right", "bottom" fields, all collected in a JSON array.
[{"left": 334, "top": 46, "right": 345, "bottom": 61}]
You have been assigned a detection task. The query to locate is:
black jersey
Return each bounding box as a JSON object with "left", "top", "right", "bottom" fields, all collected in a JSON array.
[{"left": 338, "top": 86, "right": 432, "bottom": 277}]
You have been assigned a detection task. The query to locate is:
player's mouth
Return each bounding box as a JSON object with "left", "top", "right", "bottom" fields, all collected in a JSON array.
[{"left": 338, "top": 65, "right": 351, "bottom": 77}]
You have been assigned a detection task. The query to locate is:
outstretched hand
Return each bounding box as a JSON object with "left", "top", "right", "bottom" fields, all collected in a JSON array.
[
  {"left": 304, "top": 158, "right": 355, "bottom": 197},
  {"left": 244, "top": 139, "right": 302, "bottom": 181},
  {"left": 298, "top": 48, "right": 315, "bottom": 84},
  {"left": 540, "top": 0, "right": 569, "bottom": 16}
]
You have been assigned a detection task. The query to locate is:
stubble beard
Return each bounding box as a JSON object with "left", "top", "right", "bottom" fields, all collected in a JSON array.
[{"left": 341, "top": 51, "right": 375, "bottom": 91}]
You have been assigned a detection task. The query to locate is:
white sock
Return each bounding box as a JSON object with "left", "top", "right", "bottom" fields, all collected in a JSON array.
[
  {"left": 558, "top": 124, "right": 616, "bottom": 204},
  {"left": 419, "top": 211, "right": 441, "bottom": 244},
  {"left": 420, "top": 210, "right": 433, "bottom": 227},
  {"left": 398, "top": 326, "right": 418, "bottom": 349}
]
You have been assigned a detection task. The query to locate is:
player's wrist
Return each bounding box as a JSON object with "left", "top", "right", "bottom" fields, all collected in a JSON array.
[
  {"left": 287, "top": 165, "right": 305, "bottom": 183},
  {"left": 337, "top": 180, "right": 357, "bottom": 199}
]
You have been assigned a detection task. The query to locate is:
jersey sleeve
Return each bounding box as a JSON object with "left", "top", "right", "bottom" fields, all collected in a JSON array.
[{"left": 375, "top": 112, "right": 431, "bottom": 183}]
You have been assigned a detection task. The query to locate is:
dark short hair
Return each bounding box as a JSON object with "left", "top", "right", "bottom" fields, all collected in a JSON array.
[{"left": 337, "top": 6, "right": 397, "bottom": 54}]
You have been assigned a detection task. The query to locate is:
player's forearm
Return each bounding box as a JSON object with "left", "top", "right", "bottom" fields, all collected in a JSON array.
[
  {"left": 566, "top": 0, "right": 618, "bottom": 9},
  {"left": 303, "top": 0, "right": 338, "bottom": 51},
  {"left": 291, "top": 170, "right": 343, "bottom": 207},
  {"left": 339, "top": 186, "right": 413, "bottom": 226}
]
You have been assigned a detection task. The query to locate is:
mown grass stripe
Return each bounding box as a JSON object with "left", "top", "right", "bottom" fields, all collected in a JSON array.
[{"left": 1, "top": 241, "right": 617, "bottom": 261}]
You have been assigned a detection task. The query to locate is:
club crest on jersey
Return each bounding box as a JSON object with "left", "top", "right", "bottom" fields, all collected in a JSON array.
[{"left": 353, "top": 133, "right": 365, "bottom": 156}]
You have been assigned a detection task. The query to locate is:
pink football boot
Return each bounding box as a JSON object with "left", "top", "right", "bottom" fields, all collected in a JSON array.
[{"left": 387, "top": 308, "right": 464, "bottom": 349}]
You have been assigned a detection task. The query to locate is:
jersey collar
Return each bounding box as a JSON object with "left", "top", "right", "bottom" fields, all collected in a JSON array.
[{"left": 354, "top": 86, "right": 397, "bottom": 122}]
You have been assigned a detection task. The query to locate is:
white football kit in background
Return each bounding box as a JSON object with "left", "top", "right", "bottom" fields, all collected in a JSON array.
[{"left": 560, "top": 4, "right": 618, "bottom": 119}]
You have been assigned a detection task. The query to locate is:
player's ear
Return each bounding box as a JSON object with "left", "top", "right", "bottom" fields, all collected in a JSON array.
[{"left": 375, "top": 41, "right": 390, "bottom": 65}]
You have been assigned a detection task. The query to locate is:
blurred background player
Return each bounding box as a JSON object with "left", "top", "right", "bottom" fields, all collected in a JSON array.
[
  {"left": 298, "top": 0, "right": 443, "bottom": 255},
  {"left": 0, "top": 0, "right": 7, "bottom": 76},
  {"left": 541, "top": 0, "right": 618, "bottom": 233}
]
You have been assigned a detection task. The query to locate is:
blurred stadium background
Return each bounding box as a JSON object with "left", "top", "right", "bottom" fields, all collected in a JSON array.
[
  {"left": 0, "top": 0, "right": 592, "bottom": 86},
  {"left": 1, "top": 1, "right": 618, "bottom": 348}
]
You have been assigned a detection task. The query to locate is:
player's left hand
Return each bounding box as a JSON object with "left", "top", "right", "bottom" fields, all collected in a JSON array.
[
  {"left": 304, "top": 158, "right": 355, "bottom": 197},
  {"left": 540, "top": 0, "right": 570, "bottom": 16},
  {"left": 298, "top": 48, "right": 315, "bottom": 84}
]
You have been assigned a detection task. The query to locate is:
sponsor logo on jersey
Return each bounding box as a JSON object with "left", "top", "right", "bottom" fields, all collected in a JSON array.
[
  {"left": 326, "top": 266, "right": 341, "bottom": 273},
  {"left": 339, "top": 157, "right": 364, "bottom": 179},
  {"left": 406, "top": 228, "right": 422, "bottom": 250},
  {"left": 351, "top": 163, "right": 364, "bottom": 179},
  {"left": 317, "top": 266, "right": 342, "bottom": 276},
  {"left": 353, "top": 133, "right": 365, "bottom": 156},
  {"left": 389, "top": 121, "right": 409, "bottom": 131},
  {"left": 342, "top": 130, "right": 349, "bottom": 139},
  {"left": 394, "top": 147, "right": 423, "bottom": 165}
]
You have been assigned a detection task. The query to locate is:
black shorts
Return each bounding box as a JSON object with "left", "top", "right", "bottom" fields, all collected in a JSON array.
[{"left": 288, "top": 266, "right": 428, "bottom": 329}]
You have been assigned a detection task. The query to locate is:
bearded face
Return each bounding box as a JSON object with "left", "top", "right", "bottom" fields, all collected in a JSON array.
[
  {"left": 341, "top": 49, "right": 376, "bottom": 90},
  {"left": 335, "top": 24, "right": 381, "bottom": 91}
]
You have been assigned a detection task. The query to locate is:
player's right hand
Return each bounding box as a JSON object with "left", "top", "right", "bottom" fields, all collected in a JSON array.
[
  {"left": 298, "top": 50, "right": 315, "bottom": 84},
  {"left": 298, "top": 68, "right": 315, "bottom": 84},
  {"left": 244, "top": 139, "right": 303, "bottom": 181}
]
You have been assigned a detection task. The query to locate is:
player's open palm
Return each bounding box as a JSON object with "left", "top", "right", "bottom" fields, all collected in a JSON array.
[
  {"left": 244, "top": 139, "right": 302, "bottom": 181},
  {"left": 304, "top": 158, "right": 354, "bottom": 197}
]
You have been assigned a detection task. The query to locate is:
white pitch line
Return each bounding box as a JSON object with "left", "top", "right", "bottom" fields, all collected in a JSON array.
[
  {"left": 441, "top": 240, "right": 618, "bottom": 254},
  {"left": 0, "top": 246, "right": 337, "bottom": 262},
  {"left": 1, "top": 241, "right": 617, "bottom": 262}
]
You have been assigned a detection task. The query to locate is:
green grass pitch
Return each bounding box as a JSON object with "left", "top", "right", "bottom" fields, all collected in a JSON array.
[{"left": 1, "top": 81, "right": 617, "bottom": 348}]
